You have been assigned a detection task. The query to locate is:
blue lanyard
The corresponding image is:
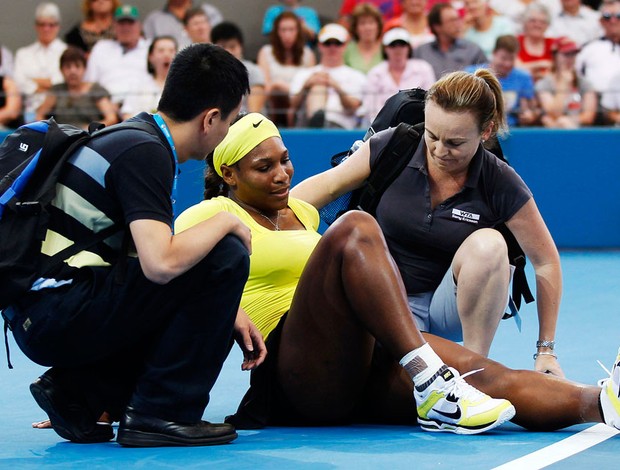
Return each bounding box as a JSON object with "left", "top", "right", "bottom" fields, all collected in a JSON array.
[{"left": 152, "top": 113, "right": 179, "bottom": 214}]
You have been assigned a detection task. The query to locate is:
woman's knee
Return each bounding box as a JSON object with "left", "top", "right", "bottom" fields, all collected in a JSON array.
[
  {"left": 457, "top": 228, "right": 508, "bottom": 270},
  {"left": 324, "top": 211, "right": 385, "bottom": 252}
]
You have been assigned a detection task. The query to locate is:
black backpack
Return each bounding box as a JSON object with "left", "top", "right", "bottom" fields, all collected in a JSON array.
[
  {"left": 319, "top": 88, "right": 534, "bottom": 315},
  {"left": 0, "top": 118, "right": 157, "bottom": 313}
]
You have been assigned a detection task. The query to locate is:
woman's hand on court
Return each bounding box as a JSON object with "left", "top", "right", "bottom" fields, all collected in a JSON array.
[
  {"left": 233, "top": 307, "right": 267, "bottom": 371},
  {"left": 535, "top": 355, "right": 565, "bottom": 378}
]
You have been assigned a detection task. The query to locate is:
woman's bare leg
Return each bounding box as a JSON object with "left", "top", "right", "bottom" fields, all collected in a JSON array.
[
  {"left": 353, "top": 334, "right": 605, "bottom": 430},
  {"left": 424, "top": 334, "right": 603, "bottom": 430},
  {"left": 274, "top": 211, "right": 607, "bottom": 432},
  {"left": 277, "top": 211, "right": 428, "bottom": 422},
  {"left": 452, "top": 229, "right": 511, "bottom": 356}
]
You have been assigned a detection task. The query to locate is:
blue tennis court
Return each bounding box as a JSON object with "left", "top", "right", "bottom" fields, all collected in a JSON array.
[{"left": 0, "top": 250, "right": 618, "bottom": 469}]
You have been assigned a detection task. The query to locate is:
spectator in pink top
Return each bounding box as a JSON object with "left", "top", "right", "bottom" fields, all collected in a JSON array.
[{"left": 362, "top": 27, "right": 436, "bottom": 124}]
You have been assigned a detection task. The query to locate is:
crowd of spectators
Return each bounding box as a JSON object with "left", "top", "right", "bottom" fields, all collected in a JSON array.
[{"left": 0, "top": 0, "right": 619, "bottom": 131}]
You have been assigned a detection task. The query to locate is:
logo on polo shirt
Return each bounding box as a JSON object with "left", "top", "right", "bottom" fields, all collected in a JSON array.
[{"left": 451, "top": 208, "right": 480, "bottom": 224}]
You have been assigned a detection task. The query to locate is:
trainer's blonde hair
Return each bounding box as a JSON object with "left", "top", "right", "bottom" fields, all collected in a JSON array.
[{"left": 426, "top": 69, "right": 507, "bottom": 137}]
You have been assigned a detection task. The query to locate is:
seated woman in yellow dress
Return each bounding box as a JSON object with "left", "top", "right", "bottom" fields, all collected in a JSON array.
[{"left": 174, "top": 112, "right": 620, "bottom": 434}]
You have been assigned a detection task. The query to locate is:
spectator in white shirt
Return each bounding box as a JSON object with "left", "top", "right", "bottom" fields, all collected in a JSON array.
[
  {"left": 290, "top": 23, "right": 367, "bottom": 129},
  {"left": 547, "top": 0, "right": 603, "bottom": 46},
  {"left": 121, "top": 36, "right": 178, "bottom": 120},
  {"left": 576, "top": 0, "right": 620, "bottom": 94},
  {"left": 14, "top": 2, "right": 67, "bottom": 120},
  {"left": 85, "top": 5, "right": 151, "bottom": 109}
]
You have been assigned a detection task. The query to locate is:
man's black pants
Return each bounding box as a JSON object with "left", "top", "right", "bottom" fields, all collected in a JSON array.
[{"left": 9, "top": 235, "right": 249, "bottom": 423}]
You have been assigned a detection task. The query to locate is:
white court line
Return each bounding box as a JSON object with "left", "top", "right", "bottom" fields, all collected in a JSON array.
[{"left": 492, "top": 424, "right": 619, "bottom": 470}]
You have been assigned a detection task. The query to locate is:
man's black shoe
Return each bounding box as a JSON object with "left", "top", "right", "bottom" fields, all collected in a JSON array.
[
  {"left": 117, "top": 407, "right": 238, "bottom": 447},
  {"left": 30, "top": 370, "right": 114, "bottom": 443}
]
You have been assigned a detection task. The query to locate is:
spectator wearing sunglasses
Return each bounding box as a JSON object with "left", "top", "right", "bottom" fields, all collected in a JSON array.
[
  {"left": 289, "top": 23, "right": 367, "bottom": 128},
  {"left": 576, "top": 0, "right": 620, "bottom": 95}
]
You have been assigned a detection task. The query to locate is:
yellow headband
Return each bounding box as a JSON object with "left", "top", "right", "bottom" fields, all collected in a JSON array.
[{"left": 213, "top": 113, "right": 281, "bottom": 177}]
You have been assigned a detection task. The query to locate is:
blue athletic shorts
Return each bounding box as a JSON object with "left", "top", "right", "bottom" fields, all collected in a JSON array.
[{"left": 408, "top": 266, "right": 513, "bottom": 342}]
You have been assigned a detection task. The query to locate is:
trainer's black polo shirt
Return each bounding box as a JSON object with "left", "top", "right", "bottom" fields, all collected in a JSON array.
[{"left": 369, "top": 127, "right": 532, "bottom": 294}]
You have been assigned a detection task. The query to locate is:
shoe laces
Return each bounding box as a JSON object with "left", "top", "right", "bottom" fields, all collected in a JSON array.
[
  {"left": 597, "top": 360, "right": 613, "bottom": 388},
  {"left": 445, "top": 367, "right": 486, "bottom": 401}
]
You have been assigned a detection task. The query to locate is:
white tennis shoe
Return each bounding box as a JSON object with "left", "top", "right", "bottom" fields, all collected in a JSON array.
[
  {"left": 414, "top": 366, "right": 515, "bottom": 435},
  {"left": 599, "top": 348, "right": 620, "bottom": 430}
]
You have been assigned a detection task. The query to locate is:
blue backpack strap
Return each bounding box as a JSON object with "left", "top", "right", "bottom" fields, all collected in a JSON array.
[{"left": 0, "top": 149, "right": 42, "bottom": 219}]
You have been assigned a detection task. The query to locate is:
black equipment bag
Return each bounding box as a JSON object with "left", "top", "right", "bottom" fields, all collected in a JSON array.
[{"left": 0, "top": 118, "right": 157, "bottom": 311}]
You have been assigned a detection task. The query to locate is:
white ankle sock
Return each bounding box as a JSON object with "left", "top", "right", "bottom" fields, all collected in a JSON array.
[{"left": 399, "top": 343, "right": 446, "bottom": 384}]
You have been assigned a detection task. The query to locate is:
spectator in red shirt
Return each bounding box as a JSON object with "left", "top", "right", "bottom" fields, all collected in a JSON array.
[{"left": 516, "top": 2, "right": 556, "bottom": 82}]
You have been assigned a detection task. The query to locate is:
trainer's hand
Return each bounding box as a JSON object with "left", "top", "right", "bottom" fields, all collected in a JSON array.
[
  {"left": 233, "top": 307, "right": 267, "bottom": 371},
  {"left": 535, "top": 355, "right": 565, "bottom": 377}
]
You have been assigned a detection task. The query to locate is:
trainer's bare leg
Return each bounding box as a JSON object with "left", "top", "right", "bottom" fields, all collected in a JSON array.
[{"left": 452, "top": 229, "right": 511, "bottom": 356}]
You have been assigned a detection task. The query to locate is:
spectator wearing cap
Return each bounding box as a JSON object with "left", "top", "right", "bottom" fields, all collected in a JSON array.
[
  {"left": 465, "top": 35, "right": 539, "bottom": 127},
  {"left": 289, "top": 23, "right": 367, "bottom": 128},
  {"left": 361, "top": 27, "right": 436, "bottom": 124},
  {"left": 14, "top": 2, "right": 67, "bottom": 121},
  {"left": 547, "top": 0, "right": 603, "bottom": 47},
  {"left": 383, "top": 0, "right": 435, "bottom": 49},
  {"left": 537, "top": 36, "right": 597, "bottom": 128},
  {"left": 211, "top": 22, "right": 267, "bottom": 114},
  {"left": 413, "top": 2, "right": 487, "bottom": 78},
  {"left": 84, "top": 4, "right": 150, "bottom": 108},
  {"left": 262, "top": 1, "right": 321, "bottom": 43},
  {"left": 344, "top": 3, "right": 384, "bottom": 74},
  {"left": 143, "top": 1, "right": 223, "bottom": 49},
  {"left": 576, "top": 0, "right": 620, "bottom": 94}
]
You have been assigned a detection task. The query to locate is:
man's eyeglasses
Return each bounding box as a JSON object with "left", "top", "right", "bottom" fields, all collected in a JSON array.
[{"left": 602, "top": 12, "right": 620, "bottom": 21}]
